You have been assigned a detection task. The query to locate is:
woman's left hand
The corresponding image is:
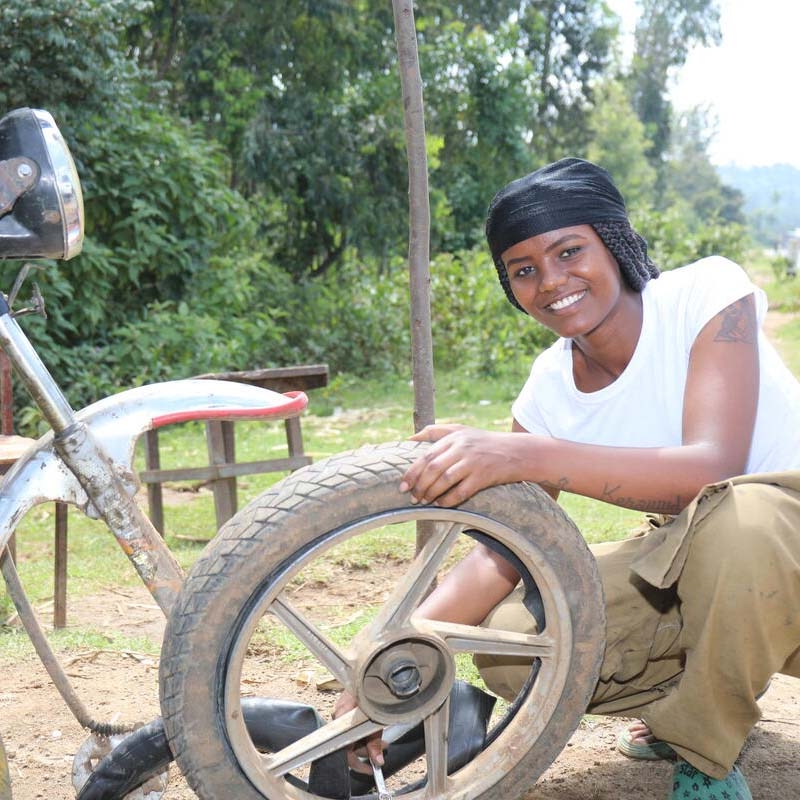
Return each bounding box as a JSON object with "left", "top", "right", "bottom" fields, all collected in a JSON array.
[{"left": 399, "top": 424, "right": 522, "bottom": 507}]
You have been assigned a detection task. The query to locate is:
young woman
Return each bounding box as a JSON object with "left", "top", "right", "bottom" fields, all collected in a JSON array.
[{"left": 396, "top": 158, "right": 800, "bottom": 800}]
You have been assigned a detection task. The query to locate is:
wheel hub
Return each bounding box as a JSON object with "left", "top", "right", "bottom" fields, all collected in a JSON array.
[{"left": 356, "top": 633, "right": 456, "bottom": 725}]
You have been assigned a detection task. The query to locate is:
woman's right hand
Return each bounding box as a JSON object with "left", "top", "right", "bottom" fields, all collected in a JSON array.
[{"left": 333, "top": 691, "right": 386, "bottom": 772}]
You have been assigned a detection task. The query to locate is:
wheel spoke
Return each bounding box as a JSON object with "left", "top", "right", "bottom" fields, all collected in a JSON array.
[
  {"left": 423, "top": 698, "right": 449, "bottom": 797},
  {"left": 365, "top": 521, "right": 462, "bottom": 636},
  {"left": 422, "top": 619, "right": 556, "bottom": 659},
  {"left": 263, "top": 707, "right": 381, "bottom": 777},
  {"left": 271, "top": 594, "right": 353, "bottom": 689}
]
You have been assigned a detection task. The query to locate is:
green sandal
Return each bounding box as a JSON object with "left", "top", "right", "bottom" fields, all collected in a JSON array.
[
  {"left": 670, "top": 761, "right": 752, "bottom": 800},
  {"left": 616, "top": 727, "right": 676, "bottom": 761}
]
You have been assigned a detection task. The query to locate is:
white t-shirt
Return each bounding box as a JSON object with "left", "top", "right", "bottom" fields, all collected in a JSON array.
[{"left": 511, "top": 256, "right": 800, "bottom": 474}]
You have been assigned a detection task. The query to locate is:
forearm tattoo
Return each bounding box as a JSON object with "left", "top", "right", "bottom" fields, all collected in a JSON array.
[
  {"left": 601, "top": 483, "right": 685, "bottom": 514},
  {"left": 715, "top": 296, "right": 756, "bottom": 344},
  {"left": 540, "top": 478, "right": 684, "bottom": 514}
]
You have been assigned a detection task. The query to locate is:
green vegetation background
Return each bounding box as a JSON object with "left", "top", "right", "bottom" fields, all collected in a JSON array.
[
  {"left": 1, "top": 1, "right": 798, "bottom": 654},
  {"left": 2, "top": 260, "right": 797, "bottom": 657},
  {"left": 0, "top": 0, "right": 759, "bottom": 429}
]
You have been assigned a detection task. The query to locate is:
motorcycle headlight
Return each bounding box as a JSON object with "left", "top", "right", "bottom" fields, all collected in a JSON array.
[{"left": 0, "top": 108, "right": 84, "bottom": 260}]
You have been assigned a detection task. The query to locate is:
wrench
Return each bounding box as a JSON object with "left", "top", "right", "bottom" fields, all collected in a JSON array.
[{"left": 371, "top": 759, "right": 393, "bottom": 800}]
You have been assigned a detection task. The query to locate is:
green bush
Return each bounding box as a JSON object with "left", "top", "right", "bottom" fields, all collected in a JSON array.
[
  {"left": 283, "top": 258, "right": 411, "bottom": 377},
  {"left": 633, "top": 205, "right": 751, "bottom": 271},
  {"left": 279, "top": 248, "right": 554, "bottom": 383}
]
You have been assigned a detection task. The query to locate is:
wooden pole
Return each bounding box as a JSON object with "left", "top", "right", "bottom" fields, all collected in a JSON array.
[
  {"left": 392, "top": 0, "right": 436, "bottom": 555},
  {"left": 392, "top": 0, "right": 435, "bottom": 433}
]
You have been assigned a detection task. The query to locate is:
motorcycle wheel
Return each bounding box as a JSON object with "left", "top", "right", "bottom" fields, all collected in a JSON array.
[{"left": 159, "top": 441, "right": 605, "bottom": 800}]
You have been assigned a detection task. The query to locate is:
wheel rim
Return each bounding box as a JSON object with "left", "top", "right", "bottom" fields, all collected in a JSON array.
[{"left": 221, "top": 506, "right": 575, "bottom": 800}]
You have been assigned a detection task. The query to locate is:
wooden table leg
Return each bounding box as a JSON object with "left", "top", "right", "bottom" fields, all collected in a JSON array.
[
  {"left": 285, "top": 417, "right": 305, "bottom": 467},
  {"left": 206, "top": 420, "right": 237, "bottom": 529},
  {"left": 144, "top": 429, "right": 165, "bottom": 535},
  {"left": 53, "top": 501, "right": 68, "bottom": 629}
]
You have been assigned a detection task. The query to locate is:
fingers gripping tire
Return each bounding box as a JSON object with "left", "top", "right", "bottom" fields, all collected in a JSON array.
[{"left": 159, "top": 441, "right": 605, "bottom": 800}]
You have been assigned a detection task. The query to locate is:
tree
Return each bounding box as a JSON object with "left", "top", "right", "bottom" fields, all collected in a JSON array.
[
  {"left": 519, "top": 0, "right": 619, "bottom": 161},
  {"left": 128, "top": 1, "right": 412, "bottom": 278},
  {"left": 0, "top": 0, "right": 152, "bottom": 123},
  {"left": 628, "top": 0, "right": 721, "bottom": 177},
  {"left": 586, "top": 80, "right": 657, "bottom": 209},
  {"left": 420, "top": 20, "right": 536, "bottom": 251},
  {"left": 123, "top": 1, "right": 624, "bottom": 276},
  {"left": 0, "top": 0, "right": 272, "bottom": 393},
  {"left": 665, "top": 107, "right": 746, "bottom": 226}
]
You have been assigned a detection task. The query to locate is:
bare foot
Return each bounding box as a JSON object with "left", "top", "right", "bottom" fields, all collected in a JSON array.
[
  {"left": 626, "top": 720, "right": 657, "bottom": 746},
  {"left": 617, "top": 719, "right": 675, "bottom": 761}
]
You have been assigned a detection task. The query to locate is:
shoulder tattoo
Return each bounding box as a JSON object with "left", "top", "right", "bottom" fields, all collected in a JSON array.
[{"left": 714, "top": 295, "right": 756, "bottom": 344}]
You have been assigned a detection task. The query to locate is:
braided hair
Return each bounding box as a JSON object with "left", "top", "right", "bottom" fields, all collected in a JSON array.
[{"left": 486, "top": 158, "right": 660, "bottom": 313}]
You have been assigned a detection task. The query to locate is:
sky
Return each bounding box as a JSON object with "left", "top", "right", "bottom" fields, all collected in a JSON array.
[{"left": 607, "top": 0, "right": 800, "bottom": 169}]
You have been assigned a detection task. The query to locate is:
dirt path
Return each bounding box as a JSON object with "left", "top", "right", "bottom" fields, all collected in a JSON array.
[{"left": 3, "top": 577, "right": 799, "bottom": 800}]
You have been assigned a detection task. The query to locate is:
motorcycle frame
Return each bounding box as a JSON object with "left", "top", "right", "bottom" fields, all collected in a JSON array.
[{"left": 0, "top": 292, "right": 307, "bottom": 613}]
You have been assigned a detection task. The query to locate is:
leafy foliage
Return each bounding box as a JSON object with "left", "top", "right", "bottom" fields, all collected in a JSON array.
[
  {"left": 586, "top": 80, "right": 657, "bottom": 208},
  {"left": 665, "top": 108, "right": 746, "bottom": 226},
  {"left": 0, "top": 0, "right": 756, "bottom": 431},
  {"left": 633, "top": 206, "right": 749, "bottom": 272},
  {"left": 0, "top": 0, "right": 151, "bottom": 119},
  {"left": 422, "top": 20, "right": 537, "bottom": 252},
  {"left": 628, "top": 0, "right": 721, "bottom": 175},
  {"left": 518, "top": 0, "right": 619, "bottom": 160}
]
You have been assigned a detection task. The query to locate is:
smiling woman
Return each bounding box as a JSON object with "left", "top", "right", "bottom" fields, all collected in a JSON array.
[
  {"left": 397, "top": 156, "right": 800, "bottom": 800},
  {"left": 485, "top": 158, "right": 658, "bottom": 313}
]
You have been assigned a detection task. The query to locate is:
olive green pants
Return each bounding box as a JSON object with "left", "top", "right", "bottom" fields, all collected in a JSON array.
[{"left": 475, "top": 475, "right": 800, "bottom": 780}]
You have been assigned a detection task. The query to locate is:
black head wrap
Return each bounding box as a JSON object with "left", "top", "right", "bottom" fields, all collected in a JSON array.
[{"left": 485, "top": 158, "right": 659, "bottom": 312}]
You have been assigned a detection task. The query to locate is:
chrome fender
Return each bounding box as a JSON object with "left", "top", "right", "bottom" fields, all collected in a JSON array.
[{"left": 0, "top": 379, "right": 307, "bottom": 550}]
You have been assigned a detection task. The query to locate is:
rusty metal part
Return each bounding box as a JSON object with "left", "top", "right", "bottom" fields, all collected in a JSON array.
[
  {"left": 0, "top": 308, "right": 74, "bottom": 433},
  {"left": 0, "top": 157, "right": 39, "bottom": 216},
  {"left": 0, "top": 549, "right": 138, "bottom": 735},
  {"left": 53, "top": 422, "right": 184, "bottom": 615}
]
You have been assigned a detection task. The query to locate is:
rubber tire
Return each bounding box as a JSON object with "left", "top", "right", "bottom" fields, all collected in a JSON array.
[{"left": 159, "top": 441, "right": 605, "bottom": 800}]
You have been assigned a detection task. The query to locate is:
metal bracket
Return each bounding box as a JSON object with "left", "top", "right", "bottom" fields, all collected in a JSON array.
[
  {"left": 6, "top": 264, "right": 48, "bottom": 318},
  {"left": 0, "top": 157, "right": 39, "bottom": 216}
]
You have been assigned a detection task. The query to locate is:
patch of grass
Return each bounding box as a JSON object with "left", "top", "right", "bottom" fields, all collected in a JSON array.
[
  {"left": 0, "top": 623, "right": 159, "bottom": 658},
  {"left": 748, "top": 253, "right": 800, "bottom": 312},
  {"left": 559, "top": 495, "right": 642, "bottom": 545},
  {"left": 4, "top": 283, "right": 798, "bottom": 660},
  {"left": 0, "top": 365, "right": 670, "bottom": 656},
  {"left": 770, "top": 317, "right": 800, "bottom": 375}
]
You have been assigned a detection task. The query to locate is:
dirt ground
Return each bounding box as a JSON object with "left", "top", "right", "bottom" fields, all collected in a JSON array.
[{"left": 1, "top": 566, "right": 799, "bottom": 800}]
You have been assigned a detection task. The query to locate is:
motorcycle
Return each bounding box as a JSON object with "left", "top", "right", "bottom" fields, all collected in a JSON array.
[
  {"left": 0, "top": 108, "right": 308, "bottom": 798},
  {"left": 0, "top": 108, "right": 605, "bottom": 800}
]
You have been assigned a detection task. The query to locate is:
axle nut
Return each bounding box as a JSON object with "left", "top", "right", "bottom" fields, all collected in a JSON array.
[{"left": 385, "top": 658, "right": 422, "bottom": 698}]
